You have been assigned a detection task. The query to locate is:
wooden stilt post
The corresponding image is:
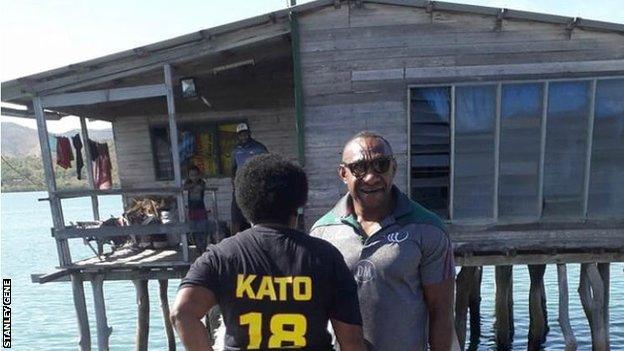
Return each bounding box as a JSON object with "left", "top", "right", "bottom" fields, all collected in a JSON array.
[
  {"left": 455, "top": 266, "right": 481, "bottom": 350},
  {"left": 468, "top": 266, "right": 482, "bottom": 345},
  {"left": 598, "top": 263, "right": 610, "bottom": 348},
  {"left": 557, "top": 264, "right": 577, "bottom": 351},
  {"left": 495, "top": 265, "right": 513, "bottom": 351},
  {"left": 528, "top": 264, "right": 548, "bottom": 350},
  {"left": 455, "top": 266, "right": 472, "bottom": 350},
  {"left": 133, "top": 279, "right": 149, "bottom": 351},
  {"left": 163, "top": 63, "right": 188, "bottom": 262},
  {"left": 92, "top": 275, "right": 112, "bottom": 351},
  {"left": 578, "top": 263, "right": 608, "bottom": 351},
  {"left": 71, "top": 274, "right": 92, "bottom": 351},
  {"left": 159, "top": 280, "right": 176, "bottom": 351}
]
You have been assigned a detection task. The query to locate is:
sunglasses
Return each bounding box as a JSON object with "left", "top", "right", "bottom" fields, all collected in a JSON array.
[{"left": 340, "top": 156, "right": 395, "bottom": 179}]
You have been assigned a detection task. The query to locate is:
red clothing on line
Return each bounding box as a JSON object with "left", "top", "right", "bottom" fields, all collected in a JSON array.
[{"left": 56, "top": 137, "right": 74, "bottom": 169}]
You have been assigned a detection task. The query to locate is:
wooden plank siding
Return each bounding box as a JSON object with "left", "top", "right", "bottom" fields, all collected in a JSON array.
[
  {"left": 112, "top": 108, "right": 297, "bottom": 223},
  {"left": 298, "top": 2, "right": 624, "bottom": 226}
]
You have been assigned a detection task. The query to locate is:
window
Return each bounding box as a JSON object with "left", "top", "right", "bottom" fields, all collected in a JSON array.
[
  {"left": 408, "top": 77, "right": 623, "bottom": 224},
  {"left": 588, "top": 78, "right": 624, "bottom": 218},
  {"left": 410, "top": 87, "right": 451, "bottom": 218},
  {"left": 150, "top": 121, "right": 240, "bottom": 180},
  {"left": 453, "top": 85, "right": 497, "bottom": 220},
  {"left": 498, "top": 83, "right": 543, "bottom": 220},
  {"left": 543, "top": 81, "right": 591, "bottom": 218}
]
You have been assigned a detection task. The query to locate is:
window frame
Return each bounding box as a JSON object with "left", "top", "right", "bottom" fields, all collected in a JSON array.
[
  {"left": 407, "top": 75, "right": 624, "bottom": 224},
  {"left": 149, "top": 119, "right": 247, "bottom": 181}
]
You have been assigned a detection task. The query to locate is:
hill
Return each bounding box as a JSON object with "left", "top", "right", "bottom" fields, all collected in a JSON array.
[
  {"left": 1, "top": 122, "right": 117, "bottom": 192},
  {"left": 1, "top": 122, "right": 113, "bottom": 157}
]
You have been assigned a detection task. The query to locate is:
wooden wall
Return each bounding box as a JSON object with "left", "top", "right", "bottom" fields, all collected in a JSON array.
[
  {"left": 112, "top": 107, "right": 297, "bottom": 222},
  {"left": 297, "top": 3, "right": 624, "bottom": 225}
]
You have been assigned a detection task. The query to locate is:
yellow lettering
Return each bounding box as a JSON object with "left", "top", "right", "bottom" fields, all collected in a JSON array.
[
  {"left": 236, "top": 274, "right": 256, "bottom": 299},
  {"left": 256, "top": 276, "right": 278, "bottom": 301},
  {"left": 292, "top": 276, "right": 312, "bottom": 301},
  {"left": 273, "top": 277, "right": 292, "bottom": 301}
]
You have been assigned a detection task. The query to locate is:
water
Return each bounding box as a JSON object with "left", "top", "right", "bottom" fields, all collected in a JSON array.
[{"left": 1, "top": 191, "right": 622, "bottom": 350}]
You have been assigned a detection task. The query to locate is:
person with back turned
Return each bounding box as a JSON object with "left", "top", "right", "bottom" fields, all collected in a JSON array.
[
  {"left": 311, "top": 131, "right": 456, "bottom": 351},
  {"left": 171, "top": 153, "right": 366, "bottom": 351}
]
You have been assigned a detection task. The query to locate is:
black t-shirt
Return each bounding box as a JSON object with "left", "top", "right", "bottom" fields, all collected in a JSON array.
[{"left": 180, "top": 225, "right": 361, "bottom": 350}]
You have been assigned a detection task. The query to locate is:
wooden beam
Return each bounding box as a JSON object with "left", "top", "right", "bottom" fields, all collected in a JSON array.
[
  {"left": 0, "top": 106, "right": 66, "bottom": 120},
  {"left": 80, "top": 117, "right": 100, "bottom": 221},
  {"left": 92, "top": 275, "right": 112, "bottom": 351},
  {"left": 468, "top": 266, "right": 483, "bottom": 346},
  {"left": 455, "top": 266, "right": 478, "bottom": 350},
  {"left": 457, "top": 252, "right": 624, "bottom": 266},
  {"left": 495, "top": 265, "right": 514, "bottom": 350},
  {"left": 40, "top": 84, "right": 167, "bottom": 108},
  {"left": 133, "top": 279, "right": 150, "bottom": 351},
  {"left": 290, "top": 12, "right": 305, "bottom": 167},
  {"left": 53, "top": 187, "right": 185, "bottom": 199},
  {"left": 528, "top": 265, "right": 548, "bottom": 350},
  {"left": 54, "top": 223, "right": 191, "bottom": 239},
  {"left": 403, "top": 60, "right": 624, "bottom": 81},
  {"left": 71, "top": 274, "right": 92, "bottom": 351},
  {"left": 164, "top": 64, "right": 189, "bottom": 262},
  {"left": 33, "top": 96, "right": 72, "bottom": 266},
  {"left": 159, "top": 280, "right": 177, "bottom": 351},
  {"left": 556, "top": 264, "right": 578, "bottom": 351}
]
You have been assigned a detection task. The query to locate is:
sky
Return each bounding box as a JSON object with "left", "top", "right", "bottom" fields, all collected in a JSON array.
[{"left": 1, "top": 0, "right": 622, "bottom": 132}]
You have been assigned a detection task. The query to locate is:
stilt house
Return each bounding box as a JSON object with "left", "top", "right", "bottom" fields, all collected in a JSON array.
[{"left": 1, "top": 1, "right": 622, "bottom": 350}]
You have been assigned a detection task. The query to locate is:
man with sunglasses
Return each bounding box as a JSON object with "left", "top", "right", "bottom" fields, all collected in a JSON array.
[{"left": 311, "top": 131, "right": 456, "bottom": 351}]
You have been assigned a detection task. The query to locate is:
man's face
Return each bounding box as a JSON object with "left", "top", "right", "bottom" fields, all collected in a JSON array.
[
  {"left": 237, "top": 131, "right": 250, "bottom": 144},
  {"left": 339, "top": 137, "right": 396, "bottom": 210}
]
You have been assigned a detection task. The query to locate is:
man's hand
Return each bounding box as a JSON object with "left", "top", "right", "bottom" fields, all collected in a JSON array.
[
  {"left": 423, "top": 277, "right": 455, "bottom": 351},
  {"left": 170, "top": 286, "right": 217, "bottom": 351},
  {"left": 331, "top": 318, "right": 367, "bottom": 351}
]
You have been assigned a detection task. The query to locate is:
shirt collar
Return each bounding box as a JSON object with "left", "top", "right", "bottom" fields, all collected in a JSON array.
[{"left": 331, "top": 185, "right": 412, "bottom": 224}]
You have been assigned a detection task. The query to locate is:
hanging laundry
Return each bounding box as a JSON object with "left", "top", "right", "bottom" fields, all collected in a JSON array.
[
  {"left": 71, "top": 134, "right": 84, "bottom": 180},
  {"left": 56, "top": 136, "right": 74, "bottom": 169},
  {"left": 88, "top": 139, "right": 112, "bottom": 190},
  {"left": 94, "top": 142, "right": 112, "bottom": 190}
]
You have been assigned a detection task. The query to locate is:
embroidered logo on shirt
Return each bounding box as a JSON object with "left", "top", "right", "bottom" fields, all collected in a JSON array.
[
  {"left": 387, "top": 231, "right": 410, "bottom": 243},
  {"left": 354, "top": 260, "right": 376, "bottom": 283}
]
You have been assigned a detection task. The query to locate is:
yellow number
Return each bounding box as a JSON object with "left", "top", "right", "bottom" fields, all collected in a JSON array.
[
  {"left": 268, "top": 314, "right": 307, "bottom": 348},
  {"left": 239, "top": 312, "right": 307, "bottom": 349},
  {"left": 240, "top": 312, "right": 262, "bottom": 349}
]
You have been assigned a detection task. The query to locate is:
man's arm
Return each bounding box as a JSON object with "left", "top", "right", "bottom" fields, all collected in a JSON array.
[
  {"left": 331, "top": 318, "right": 367, "bottom": 351},
  {"left": 170, "top": 286, "right": 217, "bottom": 351},
  {"left": 423, "top": 277, "right": 455, "bottom": 351}
]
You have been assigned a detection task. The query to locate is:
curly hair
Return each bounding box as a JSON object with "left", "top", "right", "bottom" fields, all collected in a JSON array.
[{"left": 234, "top": 154, "right": 308, "bottom": 225}]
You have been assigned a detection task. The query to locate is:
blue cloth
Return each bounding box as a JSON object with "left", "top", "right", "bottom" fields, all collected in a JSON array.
[
  {"left": 231, "top": 138, "right": 268, "bottom": 174},
  {"left": 179, "top": 132, "right": 195, "bottom": 163}
]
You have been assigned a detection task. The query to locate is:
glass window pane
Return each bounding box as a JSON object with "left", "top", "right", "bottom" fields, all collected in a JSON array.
[
  {"left": 410, "top": 87, "right": 451, "bottom": 218},
  {"left": 454, "top": 85, "right": 496, "bottom": 220},
  {"left": 498, "top": 83, "right": 543, "bottom": 220},
  {"left": 543, "top": 81, "right": 590, "bottom": 218},
  {"left": 588, "top": 78, "right": 624, "bottom": 218}
]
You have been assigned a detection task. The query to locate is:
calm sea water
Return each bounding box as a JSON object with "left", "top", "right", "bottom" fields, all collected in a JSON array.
[{"left": 1, "top": 191, "right": 622, "bottom": 350}]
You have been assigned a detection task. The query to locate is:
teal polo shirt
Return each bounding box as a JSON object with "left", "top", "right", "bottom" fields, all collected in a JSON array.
[{"left": 310, "top": 187, "right": 455, "bottom": 351}]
